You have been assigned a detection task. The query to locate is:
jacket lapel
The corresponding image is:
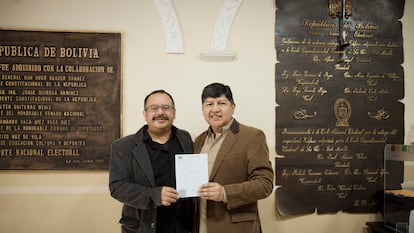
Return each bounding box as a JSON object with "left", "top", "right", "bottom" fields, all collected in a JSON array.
[
  {"left": 209, "top": 121, "right": 240, "bottom": 180},
  {"left": 132, "top": 136, "right": 155, "bottom": 186}
]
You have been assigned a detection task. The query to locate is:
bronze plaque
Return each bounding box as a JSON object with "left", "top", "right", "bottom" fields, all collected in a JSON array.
[
  {"left": 0, "top": 29, "right": 121, "bottom": 170},
  {"left": 275, "top": 0, "right": 405, "bottom": 214}
]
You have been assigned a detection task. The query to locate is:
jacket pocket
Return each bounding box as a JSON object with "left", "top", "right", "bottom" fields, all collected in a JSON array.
[
  {"left": 119, "top": 217, "right": 140, "bottom": 228},
  {"left": 230, "top": 210, "right": 257, "bottom": 223}
]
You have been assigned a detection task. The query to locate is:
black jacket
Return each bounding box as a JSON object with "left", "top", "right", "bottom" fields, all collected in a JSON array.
[{"left": 109, "top": 126, "right": 194, "bottom": 233}]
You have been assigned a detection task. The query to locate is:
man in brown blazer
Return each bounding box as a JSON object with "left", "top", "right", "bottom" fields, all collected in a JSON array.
[{"left": 194, "top": 83, "right": 274, "bottom": 233}]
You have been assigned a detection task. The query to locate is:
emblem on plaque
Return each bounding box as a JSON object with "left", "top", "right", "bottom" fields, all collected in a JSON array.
[
  {"left": 328, "top": 0, "right": 352, "bottom": 19},
  {"left": 329, "top": 0, "right": 353, "bottom": 63},
  {"left": 334, "top": 98, "right": 351, "bottom": 126}
]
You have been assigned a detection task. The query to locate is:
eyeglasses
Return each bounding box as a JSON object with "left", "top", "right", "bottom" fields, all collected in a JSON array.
[{"left": 145, "top": 104, "right": 175, "bottom": 113}]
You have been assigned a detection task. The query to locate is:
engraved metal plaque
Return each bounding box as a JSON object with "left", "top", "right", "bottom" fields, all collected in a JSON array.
[
  {"left": 275, "top": 0, "right": 405, "bottom": 215},
  {"left": 0, "top": 29, "right": 121, "bottom": 170}
]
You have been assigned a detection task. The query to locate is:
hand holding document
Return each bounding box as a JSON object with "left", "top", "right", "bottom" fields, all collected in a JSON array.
[{"left": 175, "top": 153, "right": 208, "bottom": 198}]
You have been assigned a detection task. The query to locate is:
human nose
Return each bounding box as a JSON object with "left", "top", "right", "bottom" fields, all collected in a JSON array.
[{"left": 212, "top": 103, "right": 221, "bottom": 112}]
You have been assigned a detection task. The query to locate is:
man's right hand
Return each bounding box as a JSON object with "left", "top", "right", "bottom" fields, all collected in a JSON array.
[{"left": 161, "top": 186, "right": 179, "bottom": 206}]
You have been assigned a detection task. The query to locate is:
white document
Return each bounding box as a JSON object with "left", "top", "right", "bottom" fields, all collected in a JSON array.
[{"left": 175, "top": 153, "right": 208, "bottom": 198}]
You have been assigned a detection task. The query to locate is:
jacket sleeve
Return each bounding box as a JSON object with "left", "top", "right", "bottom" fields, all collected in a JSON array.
[
  {"left": 109, "top": 138, "right": 162, "bottom": 209},
  {"left": 224, "top": 129, "right": 274, "bottom": 210}
]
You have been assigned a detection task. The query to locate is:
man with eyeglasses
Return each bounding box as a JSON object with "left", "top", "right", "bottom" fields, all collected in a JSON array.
[
  {"left": 194, "top": 83, "right": 274, "bottom": 233},
  {"left": 109, "top": 90, "right": 195, "bottom": 233}
]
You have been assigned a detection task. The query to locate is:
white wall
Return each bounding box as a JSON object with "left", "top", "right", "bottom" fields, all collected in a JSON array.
[{"left": 0, "top": 0, "right": 413, "bottom": 233}]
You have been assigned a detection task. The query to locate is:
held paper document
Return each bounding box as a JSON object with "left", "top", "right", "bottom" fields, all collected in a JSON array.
[{"left": 175, "top": 153, "right": 208, "bottom": 198}]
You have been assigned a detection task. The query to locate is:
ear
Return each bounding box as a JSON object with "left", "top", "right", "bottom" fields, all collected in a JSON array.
[{"left": 172, "top": 108, "right": 177, "bottom": 119}]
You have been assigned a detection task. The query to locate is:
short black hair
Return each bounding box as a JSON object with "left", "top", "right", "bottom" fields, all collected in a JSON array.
[
  {"left": 201, "top": 83, "right": 234, "bottom": 104},
  {"left": 144, "top": 89, "right": 175, "bottom": 108}
]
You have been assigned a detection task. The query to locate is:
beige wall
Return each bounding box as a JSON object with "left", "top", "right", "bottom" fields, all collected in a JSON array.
[{"left": 0, "top": 0, "right": 413, "bottom": 233}]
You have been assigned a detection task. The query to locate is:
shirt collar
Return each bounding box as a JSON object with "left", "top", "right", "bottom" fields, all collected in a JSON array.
[{"left": 207, "top": 118, "right": 234, "bottom": 137}]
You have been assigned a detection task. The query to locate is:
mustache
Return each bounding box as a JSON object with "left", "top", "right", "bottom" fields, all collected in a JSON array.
[{"left": 153, "top": 114, "right": 169, "bottom": 121}]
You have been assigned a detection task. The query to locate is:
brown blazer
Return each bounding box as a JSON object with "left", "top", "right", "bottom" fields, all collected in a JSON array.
[{"left": 193, "top": 119, "right": 274, "bottom": 233}]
